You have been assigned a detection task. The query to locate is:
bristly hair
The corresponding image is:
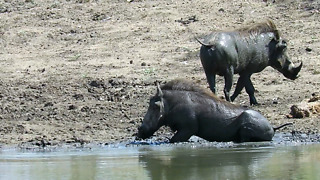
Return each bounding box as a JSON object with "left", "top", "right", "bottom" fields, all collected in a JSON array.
[
  {"left": 160, "top": 79, "right": 243, "bottom": 109},
  {"left": 161, "top": 79, "right": 212, "bottom": 96},
  {"left": 237, "top": 19, "right": 280, "bottom": 40},
  {"left": 160, "top": 79, "right": 238, "bottom": 107},
  {"left": 198, "top": 19, "right": 281, "bottom": 47}
]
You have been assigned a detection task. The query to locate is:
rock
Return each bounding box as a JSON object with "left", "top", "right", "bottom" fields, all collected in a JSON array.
[
  {"left": 288, "top": 105, "right": 310, "bottom": 118},
  {"left": 68, "top": 105, "right": 77, "bottom": 110},
  {"left": 89, "top": 80, "right": 103, "bottom": 88},
  {"left": 218, "top": 8, "right": 225, "bottom": 12},
  {"left": 305, "top": 47, "right": 312, "bottom": 52},
  {"left": 309, "top": 92, "right": 320, "bottom": 102},
  {"left": 288, "top": 94, "right": 320, "bottom": 118},
  {"left": 44, "top": 102, "right": 54, "bottom": 107}
]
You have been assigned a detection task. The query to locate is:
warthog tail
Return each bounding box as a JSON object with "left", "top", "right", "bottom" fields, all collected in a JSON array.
[
  {"left": 195, "top": 37, "right": 213, "bottom": 47},
  {"left": 179, "top": 23, "right": 213, "bottom": 47},
  {"left": 273, "top": 122, "right": 293, "bottom": 131}
]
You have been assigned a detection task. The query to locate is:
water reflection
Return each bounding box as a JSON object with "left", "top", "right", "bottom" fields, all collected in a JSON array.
[
  {"left": 0, "top": 153, "right": 100, "bottom": 180},
  {"left": 0, "top": 144, "right": 319, "bottom": 180},
  {"left": 260, "top": 145, "right": 320, "bottom": 179},
  {"left": 139, "top": 147, "right": 273, "bottom": 180},
  {"left": 139, "top": 145, "right": 320, "bottom": 180},
  {"left": 0, "top": 149, "right": 147, "bottom": 180}
]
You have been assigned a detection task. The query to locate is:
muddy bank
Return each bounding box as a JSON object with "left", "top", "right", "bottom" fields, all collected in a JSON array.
[
  {"left": 1, "top": 132, "right": 319, "bottom": 151},
  {"left": 0, "top": 0, "right": 319, "bottom": 148}
]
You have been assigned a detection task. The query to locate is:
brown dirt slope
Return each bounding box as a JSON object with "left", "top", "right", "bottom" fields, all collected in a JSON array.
[{"left": 0, "top": 0, "right": 319, "bottom": 147}]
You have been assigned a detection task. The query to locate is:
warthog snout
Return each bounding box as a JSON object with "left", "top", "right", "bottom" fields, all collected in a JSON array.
[
  {"left": 137, "top": 124, "right": 153, "bottom": 139},
  {"left": 283, "top": 61, "right": 303, "bottom": 80}
]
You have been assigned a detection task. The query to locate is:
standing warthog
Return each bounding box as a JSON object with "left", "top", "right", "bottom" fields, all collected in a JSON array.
[
  {"left": 137, "top": 79, "right": 292, "bottom": 143},
  {"left": 197, "top": 19, "right": 302, "bottom": 105}
]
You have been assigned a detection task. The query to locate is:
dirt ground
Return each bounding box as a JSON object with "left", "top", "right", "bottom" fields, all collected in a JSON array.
[{"left": 0, "top": 0, "right": 319, "bottom": 148}]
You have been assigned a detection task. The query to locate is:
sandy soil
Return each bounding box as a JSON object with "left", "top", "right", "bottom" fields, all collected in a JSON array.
[{"left": 0, "top": 0, "right": 319, "bottom": 148}]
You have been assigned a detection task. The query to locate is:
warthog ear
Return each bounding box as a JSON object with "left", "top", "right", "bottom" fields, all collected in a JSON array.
[
  {"left": 155, "top": 100, "right": 165, "bottom": 117},
  {"left": 156, "top": 82, "right": 163, "bottom": 98},
  {"left": 155, "top": 82, "right": 165, "bottom": 117}
]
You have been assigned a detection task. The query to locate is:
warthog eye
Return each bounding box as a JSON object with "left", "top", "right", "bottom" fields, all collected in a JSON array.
[{"left": 276, "top": 39, "right": 287, "bottom": 52}]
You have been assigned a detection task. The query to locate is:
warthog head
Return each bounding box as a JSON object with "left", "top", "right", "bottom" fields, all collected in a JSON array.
[
  {"left": 137, "top": 83, "right": 165, "bottom": 139},
  {"left": 269, "top": 38, "right": 302, "bottom": 80}
]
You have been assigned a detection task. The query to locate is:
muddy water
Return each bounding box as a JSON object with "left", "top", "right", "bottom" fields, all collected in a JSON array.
[{"left": 0, "top": 143, "right": 320, "bottom": 180}]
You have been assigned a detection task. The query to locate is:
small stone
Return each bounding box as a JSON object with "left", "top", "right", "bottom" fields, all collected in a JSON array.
[
  {"left": 218, "top": 8, "right": 225, "bottom": 12},
  {"left": 305, "top": 47, "right": 312, "bottom": 52},
  {"left": 89, "top": 80, "right": 100, "bottom": 88},
  {"left": 44, "top": 102, "right": 54, "bottom": 107},
  {"left": 68, "top": 105, "right": 77, "bottom": 110},
  {"left": 272, "top": 98, "right": 278, "bottom": 104}
]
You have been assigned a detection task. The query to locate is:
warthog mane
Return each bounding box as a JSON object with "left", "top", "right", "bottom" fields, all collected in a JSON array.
[{"left": 237, "top": 19, "right": 280, "bottom": 39}]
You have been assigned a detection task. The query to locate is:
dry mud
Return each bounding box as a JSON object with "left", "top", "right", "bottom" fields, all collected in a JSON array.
[{"left": 0, "top": 0, "right": 319, "bottom": 148}]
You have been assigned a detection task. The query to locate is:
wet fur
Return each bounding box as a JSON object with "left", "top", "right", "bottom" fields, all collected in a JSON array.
[
  {"left": 197, "top": 19, "right": 301, "bottom": 105},
  {"left": 138, "top": 79, "right": 292, "bottom": 143},
  {"left": 160, "top": 79, "right": 239, "bottom": 108},
  {"left": 197, "top": 19, "right": 280, "bottom": 47}
]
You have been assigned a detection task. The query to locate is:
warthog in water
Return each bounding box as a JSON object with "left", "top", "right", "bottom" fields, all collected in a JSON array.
[
  {"left": 197, "top": 19, "right": 302, "bottom": 105},
  {"left": 137, "top": 79, "right": 292, "bottom": 143}
]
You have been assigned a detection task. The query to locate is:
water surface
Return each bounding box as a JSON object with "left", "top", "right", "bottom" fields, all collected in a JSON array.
[{"left": 0, "top": 143, "right": 320, "bottom": 180}]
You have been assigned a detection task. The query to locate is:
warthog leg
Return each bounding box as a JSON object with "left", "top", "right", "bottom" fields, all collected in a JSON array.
[
  {"left": 170, "top": 130, "right": 194, "bottom": 143},
  {"left": 231, "top": 73, "right": 258, "bottom": 105},
  {"left": 223, "top": 66, "right": 234, "bottom": 102},
  {"left": 204, "top": 70, "right": 216, "bottom": 94},
  {"left": 231, "top": 75, "right": 245, "bottom": 102},
  {"left": 244, "top": 75, "right": 258, "bottom": 105}
]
